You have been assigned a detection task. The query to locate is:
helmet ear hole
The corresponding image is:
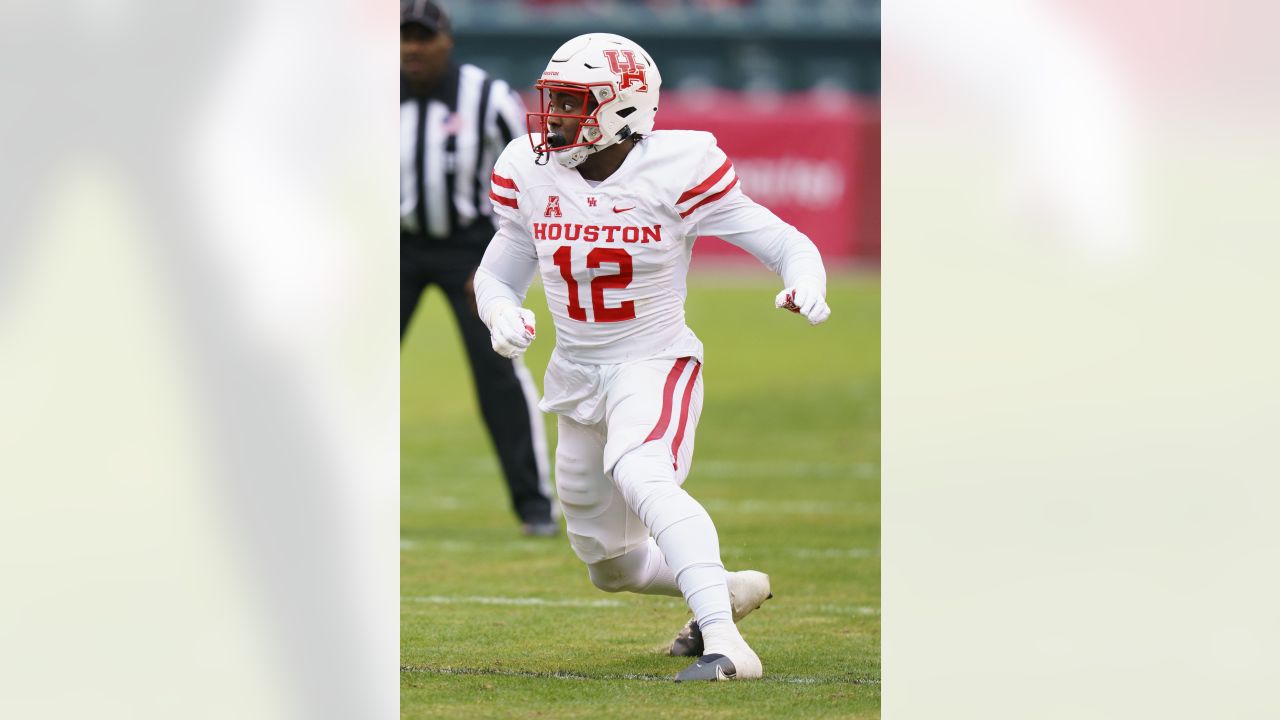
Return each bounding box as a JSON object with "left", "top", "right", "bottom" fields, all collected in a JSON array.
[{"left": 616, "top": 107, "right": 636, "bottom": 118}]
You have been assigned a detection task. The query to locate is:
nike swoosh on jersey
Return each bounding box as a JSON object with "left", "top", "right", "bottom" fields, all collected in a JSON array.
[{"left": 613, "top": 206, "right": 635, "bottom": 213}]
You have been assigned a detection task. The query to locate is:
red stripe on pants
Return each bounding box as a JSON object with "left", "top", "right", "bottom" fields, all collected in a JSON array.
[
  {"left": 644, "top": 357, "right": 691, "bottom": 443},
  {"left": 670, "top": 362, "right": 702, "bottom": 470}
]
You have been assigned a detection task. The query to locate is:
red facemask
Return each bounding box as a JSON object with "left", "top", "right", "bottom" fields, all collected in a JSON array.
[{"left": 526, "top": 81, "right": 609, "bottom": 157}]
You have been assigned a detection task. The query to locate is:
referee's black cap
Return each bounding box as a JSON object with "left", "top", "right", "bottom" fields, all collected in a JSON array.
[{"left": 401, "top": 0, "right": 450, "bottom": 34}]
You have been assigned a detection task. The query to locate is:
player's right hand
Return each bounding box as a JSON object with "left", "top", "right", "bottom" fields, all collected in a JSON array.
[{"left": 489, "top": 304, "right": 537, "bottom": 359}]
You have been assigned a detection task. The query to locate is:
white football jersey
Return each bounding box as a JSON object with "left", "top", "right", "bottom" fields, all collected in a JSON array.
[{"left": 482, "top": 129, "right": 826, "bottom": 366}]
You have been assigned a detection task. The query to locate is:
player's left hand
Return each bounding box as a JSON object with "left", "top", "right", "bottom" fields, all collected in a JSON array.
[{"left": 775, "top": 280, "right": 831, "bottom": 325}]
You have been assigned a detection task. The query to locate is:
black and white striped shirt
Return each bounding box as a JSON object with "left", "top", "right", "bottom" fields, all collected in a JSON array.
[{"left": 401, "top": 62, "right": 526, "bottom": 241}]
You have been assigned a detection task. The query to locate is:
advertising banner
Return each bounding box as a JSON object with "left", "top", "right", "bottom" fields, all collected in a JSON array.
[{"left": 657, "top": 92, "right": 880, "bottom": 262}]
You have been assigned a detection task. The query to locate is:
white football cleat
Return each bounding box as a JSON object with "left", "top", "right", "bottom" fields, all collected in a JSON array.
[
  {"left": 674, "top": 632, "right": 763, "bottom": 682},
  {"left": 669, "top": 570, "right": 772, "bottom": 657}
]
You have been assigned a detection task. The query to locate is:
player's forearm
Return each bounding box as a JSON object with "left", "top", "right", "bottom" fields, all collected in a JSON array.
[
  {"left": 474, "top": 266, "right": 525, "bottom": 328},
  {"left": 475, "top": 230, "right": 537, "bottom": 327},
  {"left": 769, "top": 225, "right": 827, "bottom": 294},
  {"left": 721, "top": 220, "right": 827, "bottom": 294},
  {"left": 698, "top": 193, "right": 827, "bottom": 291}
]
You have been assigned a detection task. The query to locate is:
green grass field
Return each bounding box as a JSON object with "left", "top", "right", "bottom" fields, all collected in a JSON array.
[{"left": 402, "top": 269, "right": 880, "bottom": 719}]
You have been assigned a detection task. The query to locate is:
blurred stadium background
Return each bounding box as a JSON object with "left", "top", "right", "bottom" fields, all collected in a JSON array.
[
  {"left": 403, "top": 1, "right": 879, "bottom": 717},
  {"left": 450, "top": 0, "right": 881, "bottom": 263}
]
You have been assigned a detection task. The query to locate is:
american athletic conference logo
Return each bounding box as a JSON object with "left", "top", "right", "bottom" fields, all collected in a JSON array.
[{"left": 545, "top": 195, "right": 563, "bottom": 218}]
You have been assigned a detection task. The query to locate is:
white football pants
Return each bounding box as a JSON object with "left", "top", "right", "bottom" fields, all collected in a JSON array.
[{"left": 553, "top": 356, "right": 734, "bottom": 630}]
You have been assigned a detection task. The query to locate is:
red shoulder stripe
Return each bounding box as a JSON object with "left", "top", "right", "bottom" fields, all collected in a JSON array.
[
  {"left": 491, "top": 172, "right": 519, "bottom": 191},
  {"left": 489, "top": 190, "right": 518, "bottom": 209},
  {"left": 678, "top": 176, "right": 739, "bottom": 219},
  {"left": 677, "top": 157, "right": 733, "bottom": 204}
]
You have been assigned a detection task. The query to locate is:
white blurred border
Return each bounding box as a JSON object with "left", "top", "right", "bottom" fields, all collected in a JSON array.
[
  {"left": 0, "top": 2, "right": 398, "bottom": 718},
  {"left": 885, "top": 1, "right": 1280, "bottom": 717}
]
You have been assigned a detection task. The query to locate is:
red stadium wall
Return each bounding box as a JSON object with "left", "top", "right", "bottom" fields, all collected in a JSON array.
[{"left": 657, "top": 91, "right": 880, "bottom": 263}]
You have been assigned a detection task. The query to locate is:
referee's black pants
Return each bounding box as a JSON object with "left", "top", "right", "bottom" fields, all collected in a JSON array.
[{"left": 401, "top": 230, "right": 553, "bottom": 526}]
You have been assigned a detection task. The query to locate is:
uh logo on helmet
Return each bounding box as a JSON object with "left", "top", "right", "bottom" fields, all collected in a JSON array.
[{"left": 528, "top": 33, "right": 663, "bottom": 169}]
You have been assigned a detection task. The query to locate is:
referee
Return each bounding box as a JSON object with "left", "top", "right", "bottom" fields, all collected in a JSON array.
[{"left": 401, "top": 0, "right": 556, "bottom": 536}]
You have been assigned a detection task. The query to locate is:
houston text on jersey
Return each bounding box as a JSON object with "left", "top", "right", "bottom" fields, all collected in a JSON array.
[{"left": 531, "top": 222, "right": 663, "bottom": 244}]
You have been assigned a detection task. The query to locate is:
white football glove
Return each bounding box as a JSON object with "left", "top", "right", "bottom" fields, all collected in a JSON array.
[
  {"left": 775, "top": 280, "right": 831, "bottom": 325},
  {"left": 486, "top": 302, "right": 537, "bottom": 359}
]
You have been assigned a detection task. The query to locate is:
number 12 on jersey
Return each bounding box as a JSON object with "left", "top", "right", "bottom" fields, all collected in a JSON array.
[{"left": 552, "top": 246, "right": 636, "bottom": 323}]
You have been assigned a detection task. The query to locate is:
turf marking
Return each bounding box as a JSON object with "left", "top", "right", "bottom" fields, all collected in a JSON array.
[
  {"left": 695, "top": 459, "right": 879, "bottom": 480},
  {"left": 789, "top": 547, "right": 879, "bottom": 558},
  {"left": 718, "top": 545, "right": 879, "bottom": 560},
  {"left": 404, "top": 594, "right": 625, "bottom": 608},
  {"left": 404, "top": 538, "right": 879, "bottom": 560},
  {"left": 808, "top": 604, "right": 880, "bottom": 615},
  {"left": 400, "top": 665, "right": 879, "bottom": 686},
  {"left": 402, "top": 593, "right": 879, "bottom": 617},
  {"left": 701, "top": 498, "right": 878, "bottom": 515}
]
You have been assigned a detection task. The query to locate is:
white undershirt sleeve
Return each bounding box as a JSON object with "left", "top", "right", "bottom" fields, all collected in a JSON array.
[
  {"left": 474, "top": 215, "right": 539, "bottom": 327},
  {"left": 691, "top": 187, "right": 828, "bottom": 293}
]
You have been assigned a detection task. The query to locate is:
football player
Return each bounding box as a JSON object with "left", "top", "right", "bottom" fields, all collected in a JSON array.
[{"left": 474, "top": 33, "right": 831, "bottom": 682}]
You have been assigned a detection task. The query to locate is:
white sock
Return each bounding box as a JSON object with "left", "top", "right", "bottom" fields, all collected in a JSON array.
[
  {"left": 701, "top": 619, "right": 748, "bottom": 657},
  {"left": 612, "top": 443, "right": 732, "bottom": 629},
  {"left": 677, "top": 561, "right": 732, "bottom": 630}
]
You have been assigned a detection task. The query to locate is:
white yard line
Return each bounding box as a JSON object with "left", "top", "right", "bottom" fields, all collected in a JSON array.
[
  {"left": 809, "top": 605, "right": 881, "bottom": 615},
  {"left": 399, "top": 538, "right": 560, "bottom": 554},
  {"left": 403, "top": 594, "right": 625, "bottom": 608},
  {"left": 405, "top": 538, "right": 880, "bottom": 560},
  {"left": 701, "top": 498, "right": 878, "bottom": 515},
  {"left": 694, "top": 459, "right": 879, "bottom": 479},
  {"left": 400, "top": 664, "right": 879, "bottom": 685},
  {"left": 789, "top": 547, "right": 880, "bottom": 558},
  {"left": 401, "top": 594, "right": 878, "bottom": 617},
  {"left": 718, "top": 545, "right": 880, "bottom": 559}
]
